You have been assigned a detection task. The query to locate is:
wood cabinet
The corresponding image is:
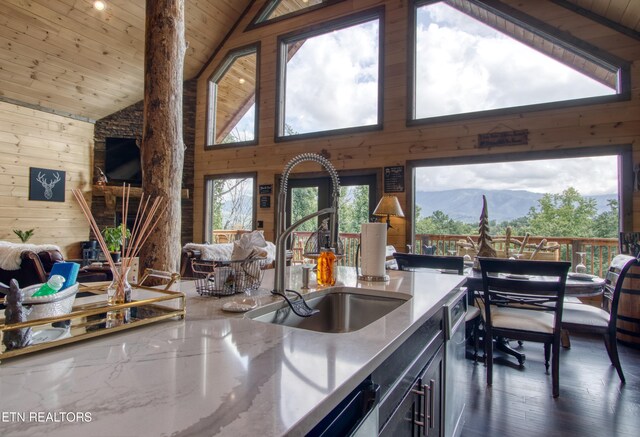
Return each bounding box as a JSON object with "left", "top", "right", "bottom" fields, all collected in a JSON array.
[
  {"left": 374, "top": 307, "right": 445, "bottom": 437},
  {"left": 380, "top": 345, "right": 444, "bottom": 437}
]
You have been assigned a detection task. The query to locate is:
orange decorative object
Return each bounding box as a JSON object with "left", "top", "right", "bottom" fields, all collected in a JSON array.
[{"left": 317, "top": 249, "right": 336, "bottom": 286}]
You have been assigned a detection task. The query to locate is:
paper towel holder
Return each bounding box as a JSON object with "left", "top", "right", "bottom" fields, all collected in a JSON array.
[{"left": 355, "top": 242, "right": 390, "bottom": 282}]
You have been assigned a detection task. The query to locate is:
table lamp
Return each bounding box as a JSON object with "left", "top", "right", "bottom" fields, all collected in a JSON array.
[{"left": 373, "top": 195, "right": 405, "bottom": 229}]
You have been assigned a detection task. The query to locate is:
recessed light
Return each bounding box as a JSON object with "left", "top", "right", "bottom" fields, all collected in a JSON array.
[
  {"left": 93, "top": 1, "right": 106, "bottom": 11},
  {"left": 238, "top": 78, "right": 246, "bottom": 84}
]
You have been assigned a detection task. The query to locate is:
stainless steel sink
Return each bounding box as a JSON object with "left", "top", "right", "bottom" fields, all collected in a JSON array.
[{"left": 245, "top": 287, "right": 411, "bottom": 333}]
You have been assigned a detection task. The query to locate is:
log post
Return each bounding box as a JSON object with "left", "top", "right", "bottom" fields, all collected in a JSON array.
[{"left": 140, "top": 0, "right": 185, "bottom": 273}]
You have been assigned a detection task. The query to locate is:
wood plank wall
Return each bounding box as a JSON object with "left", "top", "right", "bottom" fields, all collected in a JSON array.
[
  {"left": 0, "top": 101, "right": 93, "bottom": 258},
  {"left": 194, "top": 0, "right": 640, "bottom": 248}
]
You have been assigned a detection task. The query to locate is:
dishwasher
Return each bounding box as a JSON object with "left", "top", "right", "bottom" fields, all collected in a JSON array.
[{"left": 443, "top": 288, "right": 467, "bottom": 437}]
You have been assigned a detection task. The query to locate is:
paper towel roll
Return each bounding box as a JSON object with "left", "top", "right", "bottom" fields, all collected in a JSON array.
[{"left": 361, "top": 223, "right": 387, "bottom": 278}]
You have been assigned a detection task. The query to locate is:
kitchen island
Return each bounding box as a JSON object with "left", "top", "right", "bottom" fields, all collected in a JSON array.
[{"left": 0, "top": 267, "right": 465, "bottom": 436}]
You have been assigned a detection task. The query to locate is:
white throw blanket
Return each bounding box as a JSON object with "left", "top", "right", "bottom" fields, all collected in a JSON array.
[
  {"left": 0, "top": 241, "right": 61, "bottom": 271},
  {"left": 184, "top": 232, "right": 276, "bottom": 264},
  {"left": 184, "top": 243, "right": 235, "bottom": 261}
]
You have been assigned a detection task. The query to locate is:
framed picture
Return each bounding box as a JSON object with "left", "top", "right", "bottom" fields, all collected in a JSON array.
[
  {"left": 260, "top": 195, "right": 271, "bottom": 208},
  {"left": 620, "top": 232, "right": 640, "bottom": 257},
  {"left": 259, "top": 184, "right": 273, "bottom": 195},
  {"left": 384, "top": 166, "right": 404, "bottom": 193},
  {"left": 29, "top": 167, "right": 65, "bottom": 202}
]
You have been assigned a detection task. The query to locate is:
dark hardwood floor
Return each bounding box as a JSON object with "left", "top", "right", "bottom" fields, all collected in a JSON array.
[{"left": 462, "top": 333, "right": 640, "bottom": 436}]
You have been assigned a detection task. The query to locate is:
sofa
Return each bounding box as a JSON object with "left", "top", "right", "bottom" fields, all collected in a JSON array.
[{"left": 0, "top": 249, "right": 107, "bottom": 288}]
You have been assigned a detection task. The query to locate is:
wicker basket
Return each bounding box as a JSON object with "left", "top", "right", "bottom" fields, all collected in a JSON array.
[{"left": 191, "top": 258, "right": 266, "bottom": 297}]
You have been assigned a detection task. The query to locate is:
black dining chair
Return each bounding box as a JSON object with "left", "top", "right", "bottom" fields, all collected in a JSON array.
[
  {"left": 562, "top": 254, "right": 637, "bottom": 383},
  {"left": 479, "top": 257, "right": 571, "bottom": 398},
  {"left": 393, "top": 252, "right": 482, "bottom": 361},
  {"left": 393, "top": 252, "right": 465, "bottom": 274}
]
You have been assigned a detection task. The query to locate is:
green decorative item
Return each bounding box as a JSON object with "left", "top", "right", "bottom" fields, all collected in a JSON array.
[
  {"left": 102, "top": 225, "right": 131, "bottom": 262},
  {"left": 13, "top": 229, "right": 35, "bottom": 243}
]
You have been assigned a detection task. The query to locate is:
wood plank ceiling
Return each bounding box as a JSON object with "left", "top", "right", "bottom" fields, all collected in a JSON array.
[
  {"left": 0, "top": 0, "right": 252, "bottom": 121},
  {"left": 0, "top": 0, "right": 637, "bottom": 122}
]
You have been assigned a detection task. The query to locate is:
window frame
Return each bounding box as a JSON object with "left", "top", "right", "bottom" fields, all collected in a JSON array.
[
  {"left": 405, "top": 145, "right": 634, "bottom": 250},
  {"left": 285, "top": 173, "right": 379, "bottom": 231},
  {"left": 246, "top": 0, "right": 345, "bottom": 31},
  {"left": 205, "top": 43, "right": 260, "bottom": 149},
  {"left": 274, "top": 6, "right": 385, "bottom": 142},
  {"left": 407, "top": 0, "right": 631, "bottom": 126},
  {"left": 203, "top": 172, "right": 258, "bottom": 242}
]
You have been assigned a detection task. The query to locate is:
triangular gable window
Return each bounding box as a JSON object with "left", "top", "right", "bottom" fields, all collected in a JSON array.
[
  {"left": 252, "top": 0, "right": 341, "bottom": 26},
  {"left": 412, "top": 0, "right": 627, "bottom": 121}
]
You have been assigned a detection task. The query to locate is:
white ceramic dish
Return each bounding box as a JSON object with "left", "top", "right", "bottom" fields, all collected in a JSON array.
[{"left": 222, "top": 298, "right": 257, "bottom": 313}]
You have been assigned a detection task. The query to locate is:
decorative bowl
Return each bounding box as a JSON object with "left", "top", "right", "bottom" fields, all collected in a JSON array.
[{"left": 21, "top": 283, "right": 79, "bottom": 321}]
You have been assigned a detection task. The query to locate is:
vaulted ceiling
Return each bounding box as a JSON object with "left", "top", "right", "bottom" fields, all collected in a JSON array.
[
  {"left": 0, "top": 0, "right": 637, "bottom": 122},
  {"left": 0, "top": 0, "right": 252, "bottom": 121}
]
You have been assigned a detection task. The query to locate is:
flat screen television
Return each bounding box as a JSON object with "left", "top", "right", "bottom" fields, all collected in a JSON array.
[{"left": 104, "top": 137, "right": 142, "bottom": 185}]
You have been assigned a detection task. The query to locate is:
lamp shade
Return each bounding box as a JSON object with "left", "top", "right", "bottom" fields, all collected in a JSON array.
[{"left": 373, "top": 195, "right": 405, "bottom": 218}]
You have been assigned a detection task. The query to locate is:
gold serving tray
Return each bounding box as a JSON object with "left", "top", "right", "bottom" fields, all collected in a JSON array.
[{"left": 0, "top": 269, "right": 185, "bottom": 363}]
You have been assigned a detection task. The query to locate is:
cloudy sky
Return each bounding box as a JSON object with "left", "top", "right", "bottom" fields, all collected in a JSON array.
[
  {"left": 414, "top": 3, "right": 615, "bottom": 118},
  {"left": 415, "top": 156, "right": 619, "bottom": 196},
  {"left": 284, "top": 19, "right": 379, "bottom": 134}
]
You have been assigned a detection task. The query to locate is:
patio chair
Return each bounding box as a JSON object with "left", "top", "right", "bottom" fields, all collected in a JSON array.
[
  {"left": 561, "top": 254, "right": 637, "bottom": 383},
  {"left": 479, "top": 257, "right": 571, "bottom": 397}
]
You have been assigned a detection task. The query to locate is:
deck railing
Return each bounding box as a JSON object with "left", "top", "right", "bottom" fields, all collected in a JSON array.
[
  {"left": 291, "top": 232, "right": 361, "bottom": 267},
  {"left": 413, "top": 234, "right": 619, "bottom": 277},
  {"left": 220, "top": 230, "right": 619, "bottom": 276}
]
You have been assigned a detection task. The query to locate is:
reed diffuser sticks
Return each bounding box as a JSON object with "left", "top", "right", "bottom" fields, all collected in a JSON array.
[{"left": 72, "top": 185, "right": 166, "bottom": 298}]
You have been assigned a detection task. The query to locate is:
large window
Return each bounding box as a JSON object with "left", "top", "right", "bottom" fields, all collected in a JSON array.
[
  {"left": 411, "top": 0, "right": 624, "bottom": 122},
  {"left": 204, "top": 175, "right": 256, "bottom": 242},
  {"left": 206, "top": 45, "right": 259, "bottom": 147},
  {"left": 409, "top": 149, "right": 632, "bottom": 276},
  {"left": 277, "top": 10, "right": 382, "bottom": 138}
]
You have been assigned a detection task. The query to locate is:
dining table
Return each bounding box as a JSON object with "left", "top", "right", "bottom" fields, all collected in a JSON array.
[{"left": 463, "top": 267, "right": 606, "bottom": 298}]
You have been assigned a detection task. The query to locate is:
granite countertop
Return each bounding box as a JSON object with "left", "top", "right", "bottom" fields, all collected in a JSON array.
[{"left": 0, "top": 267, "right": 465, "bottom": 437}]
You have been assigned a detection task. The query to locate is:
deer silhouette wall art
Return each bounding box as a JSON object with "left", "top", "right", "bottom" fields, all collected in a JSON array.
[{"left": 29, "top": 167, "right": 66, "bottom": 202}]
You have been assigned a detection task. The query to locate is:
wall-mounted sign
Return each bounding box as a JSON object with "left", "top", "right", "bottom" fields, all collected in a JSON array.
[
  {"left": 260, "top": 195, "right": 271, "bottom": 208},
  {"left": 478, "top": 129, "right": 529, "bottom": 148},
  {"left": 384, "top": 166, "right": 404, "bottom": 193},
  {"left": 29, "top": 167, "right": 65, "bottom": 202},
  {"left": 259, "top": 184, "right": 273, "bottom": 195}
]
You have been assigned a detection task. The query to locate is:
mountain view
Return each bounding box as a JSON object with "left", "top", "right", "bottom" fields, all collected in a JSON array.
[{"left": 415, "top": 189, "right": 616, "bottom": 223}]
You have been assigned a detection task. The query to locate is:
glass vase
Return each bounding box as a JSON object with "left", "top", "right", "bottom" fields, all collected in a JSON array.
[{"left": 107, "top": 267, "right": 132, "bottom": 305}]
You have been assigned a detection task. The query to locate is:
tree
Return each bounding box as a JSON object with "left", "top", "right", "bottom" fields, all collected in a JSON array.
[
  {"left": 339, "top": 185, "right": 370, "bottom": 233},
  {"left": 493, "top": 216, "right": 530, "bottom": 237},
  {"left": 291, "top": 186, "right": 319, "bottom": 232},
  {"left": 526, "top": 187, "right": 597, "bottom": 237},
  {"left": 210, "top": 178, "right": 251, "bottom": 232},
  {"left": 592, "top": 199, "right": 619, "bottom": 238},
  {"left": 415, "top": 210, "right": 474, "bottom": 235}
]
